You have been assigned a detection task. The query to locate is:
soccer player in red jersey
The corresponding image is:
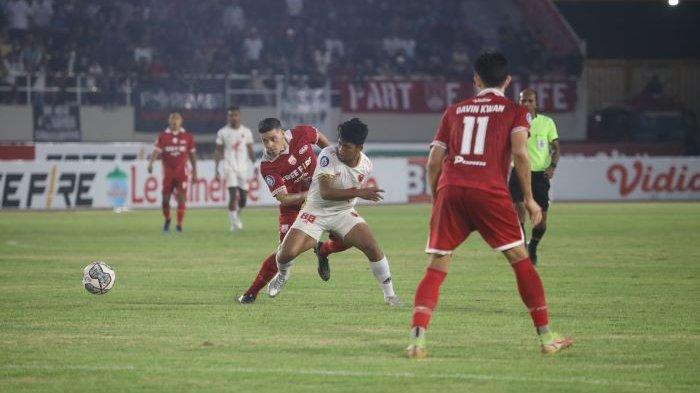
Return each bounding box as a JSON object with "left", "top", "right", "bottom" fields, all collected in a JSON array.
[
  {"left": 406, "top": 52, "right": 572, "bottom": 358},
  {"left": 147, "top": 112, "right": 197, "bottom": 232},
  {"left": 237, "top": 118, "right": 350, "bottom": 304}
]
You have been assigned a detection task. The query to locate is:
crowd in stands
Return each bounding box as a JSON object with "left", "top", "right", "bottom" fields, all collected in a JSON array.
[{"left": 0, "top": 0, "right": 583, "bottom": 101}]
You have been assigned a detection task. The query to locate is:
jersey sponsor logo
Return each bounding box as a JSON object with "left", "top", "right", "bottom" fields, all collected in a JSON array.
[
  {"left": 454, "top": 156, "right": 486, "bottom": 167},
  {"left": 265, "top": 175, "right": 276, "bottom": 187},
  {"left": 288, "top": 155, "right": 297, "bottom": 165},
  {"left": 299, "top": 145, "right": 308, "bottom": 155},
  {"left": 320, "top": 156, "right": 329, "bottom": 167}
]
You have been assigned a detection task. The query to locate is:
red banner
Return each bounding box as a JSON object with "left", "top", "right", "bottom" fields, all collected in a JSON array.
[{"left": 341, "top": 77, "right": 578, "bottom": 114}]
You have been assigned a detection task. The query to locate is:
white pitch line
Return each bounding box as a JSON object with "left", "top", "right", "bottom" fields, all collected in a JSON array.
[{"left": 0, "top": 364, "right": 655, "bottom": 388}]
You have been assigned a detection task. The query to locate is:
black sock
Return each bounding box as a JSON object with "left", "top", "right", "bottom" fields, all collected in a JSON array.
[{"left": 531, "top": 226, "right": 546, "bottom": 247}]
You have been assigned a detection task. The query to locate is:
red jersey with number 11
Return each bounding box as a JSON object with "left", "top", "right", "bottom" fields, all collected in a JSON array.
[{"left": 432, "top": 88, "right": 530, "bottom": 195}]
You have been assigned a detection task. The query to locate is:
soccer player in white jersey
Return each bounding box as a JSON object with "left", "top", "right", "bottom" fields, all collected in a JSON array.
[
  {"left": 215, "top": 106, "right": 255, "bottom": 231},
  {"left": 267, "top": 118, "right": 401, "bottom": 306}
]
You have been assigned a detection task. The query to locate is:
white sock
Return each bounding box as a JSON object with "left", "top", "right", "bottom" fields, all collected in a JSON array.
[
  {"left": 228, "top": 210, "right": 238, "bottom": 225},
  {"left": 370, "top": 256, "right": 395, "bottom": 298},
  {"left": 275, "top": 253, "right": 294, "bottom": 278}
]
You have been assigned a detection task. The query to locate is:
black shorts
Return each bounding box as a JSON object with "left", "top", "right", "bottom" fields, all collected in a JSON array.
[{"left": 508, "top": 170, "right": 550, "bottom": 211}]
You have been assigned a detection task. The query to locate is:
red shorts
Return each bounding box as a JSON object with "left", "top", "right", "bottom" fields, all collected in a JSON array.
[
  {"left": 279, "top": 212, "right": 299, "bottom": 242},
  {"left": 426, "top": 185, "right": 524, "bottom": 254},
  {"left": 163, "top": 175, "right": 188, "bottom": 196}
]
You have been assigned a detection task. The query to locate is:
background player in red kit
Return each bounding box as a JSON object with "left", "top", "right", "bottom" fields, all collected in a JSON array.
[
  {"left": 147, "top": 112, "right": 197, "bottom": 232},
  {"left": 406, "top": 52, "right": 572, "bottom": 358},
  {"left": 237, "top": 118, "right": 350, "bottom": 304}
]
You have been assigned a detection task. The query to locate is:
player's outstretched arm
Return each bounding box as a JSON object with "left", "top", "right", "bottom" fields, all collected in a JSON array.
[
  {"left": 275, "top": 191, "right": 308, "bottom": 206},
  {"left": 511, "top": 130, "right": 542, "bottom": 226},
  {"left": 318, "top": 174, "right": 384, "bottom": 202},
  {"left": 426, "top": 145, "right": 446, "bottom": 197}
]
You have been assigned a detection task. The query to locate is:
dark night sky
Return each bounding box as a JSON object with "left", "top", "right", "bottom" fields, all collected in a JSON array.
[{"left": 555, "top": 0, "right": 700, "bottom": 58}]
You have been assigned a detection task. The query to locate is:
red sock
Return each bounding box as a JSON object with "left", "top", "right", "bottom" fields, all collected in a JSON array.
[
  {"left": 511, "top": 258, "right": 549, "bottom": 328},
  {"left": 245, "top": 253, "right": 278, "bottom": 296},
  {"left": 319, "top": 234, "right": 350, "bottom": 257},
  {"left": 162, "top": 201, "right": 170, "bottom": 220},
  {"left": 176, "top": 202, "right": 185, "bottom": 226},
  {"left": 411, "top": 267, "right": 447, "bottom": 329}
]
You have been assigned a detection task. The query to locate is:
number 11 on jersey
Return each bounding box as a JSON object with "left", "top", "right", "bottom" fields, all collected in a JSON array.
[{"left": 460, "top": 116, "right": 489, "bottom": 155}]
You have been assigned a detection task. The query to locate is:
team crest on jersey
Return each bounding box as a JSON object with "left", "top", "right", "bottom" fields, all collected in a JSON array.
[
  {"left": 299, "top": 145, "right": 308, "bottom": 154},
  {"left": 320, "top": 156, "right": 329, "bottom": 167},
  {"left": 265, "top": 175, "right": 275, "bottom": 187},
  {"left": 358, "top": 174, "right": 365, "bottom": 182},
  {"left": 288, "top": 155, "right": 297, "bottom": 165}
]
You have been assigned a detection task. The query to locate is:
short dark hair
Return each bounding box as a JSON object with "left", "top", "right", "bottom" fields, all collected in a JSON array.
[
  {"left": 258, "top": 117, "right": 282, "bottom": 133},
  {"left": 473, "top": 51, "right": 509, "bottom": 88},
  {"left": 337, "top": 118, "right": 368, "bottom": 146},
  {"left": 228, "top": 105, "right": 240, "bottom": 112}
]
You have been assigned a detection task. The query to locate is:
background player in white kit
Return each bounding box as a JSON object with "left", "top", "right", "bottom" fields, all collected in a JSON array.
[
  {"left": 215, "top": 106, "right": 255, "bottom": 231},
  {"left": 267, "top": 118, "right": 401, "bottom": 306}
]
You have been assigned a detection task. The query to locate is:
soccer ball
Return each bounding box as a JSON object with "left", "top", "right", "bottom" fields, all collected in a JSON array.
[{"left": 83, "top": 261, "right": 116, "bottom": 295}]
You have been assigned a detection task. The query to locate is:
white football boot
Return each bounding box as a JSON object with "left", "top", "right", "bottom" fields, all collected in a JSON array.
[{"left": 267, "top": 272, "right": 289, "bottom": 297}]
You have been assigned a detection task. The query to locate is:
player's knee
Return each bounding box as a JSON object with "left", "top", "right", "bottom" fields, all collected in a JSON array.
[
  {"left": 276, "top": 248, "right": 295, "bottom": 265},
  {"left": 504, "top": 244, "right": 528, "bottom": 263},
  {"left": 363, "top": 244, "right": 383, "bottom": 261}
]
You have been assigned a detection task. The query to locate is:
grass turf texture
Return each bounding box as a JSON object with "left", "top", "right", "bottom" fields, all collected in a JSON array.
[{"left": 0, "top": 203, "right": 698, "bottom": 393}]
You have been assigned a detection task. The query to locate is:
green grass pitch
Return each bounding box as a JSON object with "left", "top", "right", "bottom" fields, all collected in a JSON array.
[{"left": 0, "top": 203, "right": 698, "bottom": 392}]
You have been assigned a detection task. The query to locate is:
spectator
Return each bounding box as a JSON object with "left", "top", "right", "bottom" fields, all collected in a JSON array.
[
  {"left": 242, "top": 27, "right": 263, "bottom": 63},
  {"left": 4, "top": 0, "right": 32, "bottom": 44},
  {"left": 222, "top": 0, "right": 245, "bottom": 33},
  {"left": 286, "top": 0, "right": 303, "bottom": 16},
  {"left": 30, "top": 0, "right": 53, "bottom": 30}
]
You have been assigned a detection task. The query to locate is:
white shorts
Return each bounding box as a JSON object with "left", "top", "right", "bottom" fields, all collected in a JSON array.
[
  {"left": 290, "top": 209, "right": 366, "bottom": 241},
  {"left": 222, "top": 166, "right": 248, "bottom": 190}
]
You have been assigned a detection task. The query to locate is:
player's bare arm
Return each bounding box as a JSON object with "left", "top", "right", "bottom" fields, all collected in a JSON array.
[
  {"left": 426, "top": 145, "right": 446, "bottom": 197},
  {"left": 274, "top": 191, "right": 308, "bottom": 206},
  {"left": 189, "top": 151, "right": 198, "bottom": 182},
  {"left": 544, "top": 139, "right": 560, "bottom": 179},
  {"left": 147, "top": 149, "right": 160, "bottom": 174},
  {"left": 214, "top": 144, "right": 223, "bottom": 180},
  {"left": 247, "top": 143, "right": 255, "bottom": 163},
  {"left": 318, "top": 174, "right": 384, "bottom": 202},
  {"left": 511, "top": 130, "right": 542, "bottom": 226},
  {"left": 316, "top": 132, "right": 331, "bottom": 148}
]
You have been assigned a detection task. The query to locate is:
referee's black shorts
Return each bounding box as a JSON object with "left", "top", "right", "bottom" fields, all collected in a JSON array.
[{"left": 508, "top": 170, "right": 551, "bottom": 211}]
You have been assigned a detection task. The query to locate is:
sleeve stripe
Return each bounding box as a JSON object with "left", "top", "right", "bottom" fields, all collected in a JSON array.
[
  {"left": 271, "top": 186, "right": 287, "bottom": 196},
  {"left": 430, "top": 140, "right": 447, "bottom": 149},
  {"left": 511, "top": 126, "right": 529, "bottom": 134}
]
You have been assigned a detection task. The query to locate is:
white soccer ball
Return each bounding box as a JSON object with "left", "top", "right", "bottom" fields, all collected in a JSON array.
[{"left": 83, "top": 261, "right": 116, "bottom": 295}]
